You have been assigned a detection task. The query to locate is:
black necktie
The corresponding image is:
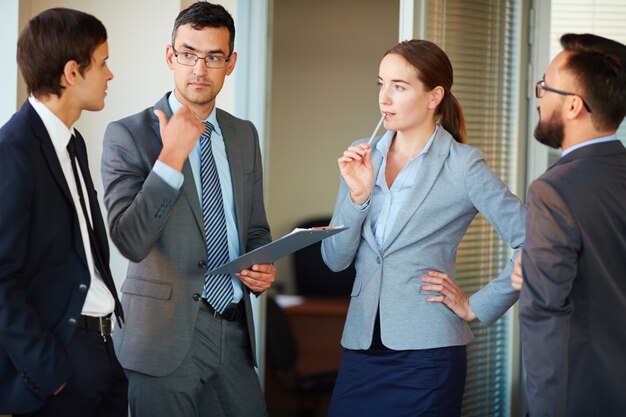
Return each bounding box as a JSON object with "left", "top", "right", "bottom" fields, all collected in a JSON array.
[{"left": 67, "top": 135, "right": 124, "bottom": 326}]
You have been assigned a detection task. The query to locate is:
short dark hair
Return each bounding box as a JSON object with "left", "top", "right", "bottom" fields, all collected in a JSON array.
[
  {"left": 560, "top": 33, "right": 626, "bottom": 131},
  {"left": 16, "top": 8, "right": 107, "bottom": 98},
  {"left": 171, "top": 1, "right": 235, "bottom": 56}
]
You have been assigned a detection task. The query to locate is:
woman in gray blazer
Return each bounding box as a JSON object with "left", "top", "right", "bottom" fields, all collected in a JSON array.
[{"left": 322, "top": 39, "right": 526, "bottom": 417}]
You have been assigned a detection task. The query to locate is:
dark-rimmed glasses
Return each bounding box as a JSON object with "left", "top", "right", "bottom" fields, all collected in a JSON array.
[
  {"left": 535, "top": 80, "right": 592, "bottom": 113},
  {"left": 172, "top": 47, "right": 230, "bottom": 69}
]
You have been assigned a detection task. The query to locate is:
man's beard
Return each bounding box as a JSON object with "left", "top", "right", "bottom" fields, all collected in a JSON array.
[{"left": 534, "top": 109, "right": 564, "bottom": 149}]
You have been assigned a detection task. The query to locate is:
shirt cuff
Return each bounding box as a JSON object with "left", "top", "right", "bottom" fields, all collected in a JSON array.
[{"left": 153, "top": 160, "right": 184, "bottom": 190}]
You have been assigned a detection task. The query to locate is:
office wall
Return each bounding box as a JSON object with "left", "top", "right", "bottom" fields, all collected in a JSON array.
[
  {"left": 0, "top": 1, "right": 19, "bottom": 126},
  {"left": 267, "top": 0, "right": 399, "bottom": 293}
]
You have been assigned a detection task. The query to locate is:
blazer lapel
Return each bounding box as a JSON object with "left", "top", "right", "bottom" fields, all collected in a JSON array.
[
  {"left": 151, "top": 95, "right": 205, "bottom": 237},
  {"left": 25, "top": 102, "right": 73, "bottom": 205},
  {"left": 26, "top": 102, "right": 86, "bottom": 267},
  {"left": 382, "top": 127, "right": 452, "bottom": 253},
  {"left": 181, "top": 160, "right": 205, "bottom": 239},
  {"left": 217, "top": 109, "right": 245, "bottom": 246},
  {"left": 361, "top": 134, "right": 387, "bottom": 255}
]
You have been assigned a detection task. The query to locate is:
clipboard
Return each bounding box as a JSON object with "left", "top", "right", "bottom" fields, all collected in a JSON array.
[{"left": 206, "top": 226, "right": 347, "bottom": 275}]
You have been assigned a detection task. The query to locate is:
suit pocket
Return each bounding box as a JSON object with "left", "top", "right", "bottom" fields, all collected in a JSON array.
[{"left": 121, "top": 276, "right": 172, "bottom": 300}]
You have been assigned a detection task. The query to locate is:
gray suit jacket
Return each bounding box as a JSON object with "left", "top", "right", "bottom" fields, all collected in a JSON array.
[
  {"left": 520, "top": 141, "right": 626, "bottom": 417},
  {"left": 322, "top": 126, "right": 526, "bottom": 350},
  {"left": 101, "top": 93, "right": 270, "bottom": 376}
]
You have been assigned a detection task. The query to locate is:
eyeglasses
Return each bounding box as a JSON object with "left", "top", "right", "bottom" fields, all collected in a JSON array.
[
  {"left": 535, "top": 80, "right": 592, "bottom": 113},
  {"left": 172, "top": 47, "right": 230, "bottom": 69}
]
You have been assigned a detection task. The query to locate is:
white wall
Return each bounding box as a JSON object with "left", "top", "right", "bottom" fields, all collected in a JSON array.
[
  {"left": 267, "top": 0, "right": 399, "bottom": 293},
  {"left": 0, "top": 0, "right": 19, "bottom": 126}
]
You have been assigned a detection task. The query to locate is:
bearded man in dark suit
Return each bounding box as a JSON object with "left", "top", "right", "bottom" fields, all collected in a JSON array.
[{"left": 514, "top": 33, "right": 626, "bottom": 417}]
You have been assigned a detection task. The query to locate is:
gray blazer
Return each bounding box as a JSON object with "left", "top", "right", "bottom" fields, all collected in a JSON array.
[
  {"left": 322, "top": 126, "right": 526, "bottom": 350},
  {"left": 101, "top": 93, "right": 270, "bottom": 376},
  {"left": 520, "top": 141, "right": 626, "bottom": 416}
]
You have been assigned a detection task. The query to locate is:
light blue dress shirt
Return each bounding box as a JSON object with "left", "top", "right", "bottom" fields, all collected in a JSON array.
[
  {"left": 561, "top": 134, "right": 618, "bottom": 157},
  {"left": 369, "top": 125, "right": 439, "bottom": 251},
  {"left": 152, "top": 92, "right": 242, "bottom": 303}
]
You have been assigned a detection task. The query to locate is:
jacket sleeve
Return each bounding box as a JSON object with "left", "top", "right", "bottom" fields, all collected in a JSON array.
[
  {"left": 242, "top": 120, "right": 272, "bottom": 253},
  {"left": 101, "top": 118, "right": 181, "bottom": 262},
  {"left": 463, "top": 147, "right": 526, "bottom": 325},
  {"left": 321, "top": 173, "right": 370, "bottom": 272}
]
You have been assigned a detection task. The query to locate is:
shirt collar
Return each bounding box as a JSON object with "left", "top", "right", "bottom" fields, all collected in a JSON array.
[
  {"left": 28, "top": 96, "right": 75, "bottom": 154},
  {"left": 167, "top": 91, "right": 223, "bottom": 139},
  {"left": 561, "top": 134, "right": 618, "bottom": 157},
  {"left": 376, "top": 123, "right": 439, "bottom": 158}
]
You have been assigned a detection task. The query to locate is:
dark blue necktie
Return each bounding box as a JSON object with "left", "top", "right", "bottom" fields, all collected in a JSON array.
[{"left": 199, "top": 122, "right": 233, "bottom": 313}]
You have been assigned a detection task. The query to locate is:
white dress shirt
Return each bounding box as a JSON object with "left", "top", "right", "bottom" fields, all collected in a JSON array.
[{"left": 29, "top": 96, "right": 114, "bottom": 317}]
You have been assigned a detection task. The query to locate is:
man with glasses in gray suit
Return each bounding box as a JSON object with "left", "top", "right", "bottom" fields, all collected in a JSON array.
[{"left": 101, "top": 2, "right": 274, "bottom": 416}]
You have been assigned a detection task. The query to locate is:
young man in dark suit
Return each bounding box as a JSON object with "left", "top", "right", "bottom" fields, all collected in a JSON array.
[
  {"left": 513, "top": 33, "right": 626, "bottom": 416},
  {"left": 0, "top": 8, "right": 127, "bottom": 416}
]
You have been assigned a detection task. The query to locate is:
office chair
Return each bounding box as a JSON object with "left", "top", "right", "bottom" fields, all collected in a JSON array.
[
  {"left": 292, "top": 216, "right": 355, "bottom": 297},
  {"left": 265, "top": 295, "right": 338, "bottom": 417}
]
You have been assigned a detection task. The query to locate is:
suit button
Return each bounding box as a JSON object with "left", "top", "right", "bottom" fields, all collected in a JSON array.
[
  {"left": 68, "top": 318, "right": 77, "bottom": 326},
  {"left": 192, "top": 293, "right": 201, "bottom": 301},
  {"left": 79, "top": 284, "right": 88, "bottom": 292},
  {"left": 198, "top": 260, "right": 207, "bottom": 269},
  {"left": 376, "top": 257, "right": 381, "bottom": 264}
]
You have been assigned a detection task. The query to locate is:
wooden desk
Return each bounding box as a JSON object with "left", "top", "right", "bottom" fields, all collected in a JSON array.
[
  {"left": 265, "top": 297, "right": 349, "bottom": 414},
  {"left": 281, "top": 297, "right": 348, "bottom": 374}
]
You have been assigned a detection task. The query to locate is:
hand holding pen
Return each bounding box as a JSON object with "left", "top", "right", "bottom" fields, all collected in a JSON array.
[{"left": 337, "top": 114, "right": 385, "bottom": 205}]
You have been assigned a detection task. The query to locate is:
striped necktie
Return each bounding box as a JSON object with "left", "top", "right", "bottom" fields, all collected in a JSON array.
[{"left": 199, "top": 121, "right": 233, "bottom": 313}]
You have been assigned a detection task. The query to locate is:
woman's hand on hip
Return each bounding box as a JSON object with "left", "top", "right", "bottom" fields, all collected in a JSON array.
[
  {"left": 338, "top": 143, "right": 374, "bottom": 205},
  {"left": 511, "top": 251, "right": 523, "bottom": 291},
  {"left": 422, "top": 270, "right": 477, "bottom": 321}
]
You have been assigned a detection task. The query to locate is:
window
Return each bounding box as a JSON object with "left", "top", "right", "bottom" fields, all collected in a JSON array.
[{"left": 425, "top": 1, "right": 521, "bottom": 415}]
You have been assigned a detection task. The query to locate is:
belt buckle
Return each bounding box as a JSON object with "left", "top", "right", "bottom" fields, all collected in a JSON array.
[{"left": 98, "top": 317, "right": 113, "bottom": 336}]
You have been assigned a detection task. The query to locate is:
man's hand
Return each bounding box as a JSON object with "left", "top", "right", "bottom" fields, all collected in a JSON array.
[
  {"left": 155, "top": 106, "right": 204, "bottom": 172},
  {"left": 237, "top": 263, "right": 276, "bottom": 293}
]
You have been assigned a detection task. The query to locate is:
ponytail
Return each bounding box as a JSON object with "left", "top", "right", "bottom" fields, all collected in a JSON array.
[
  {"left": 385, "top": 40, "right": 467, "bottom": 143},
  {"left": 438, "top": 92, "right": 466, "bottom": 143}
]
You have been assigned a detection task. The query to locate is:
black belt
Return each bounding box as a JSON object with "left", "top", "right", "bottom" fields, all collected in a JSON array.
[
  {"left": 201, "top": 300, "right": 244, "bottom": 323},
  {"left": 77, "top": 315, "right": 114, "bottom": 336}
]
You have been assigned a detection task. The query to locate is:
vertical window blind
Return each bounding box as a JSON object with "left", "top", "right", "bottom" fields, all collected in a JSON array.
[
  {"left": 425, "top": 1, "right": 520, "bottom": 416},
  {"left": 548, "top": 0, "right": 626, "bottom": 166}
]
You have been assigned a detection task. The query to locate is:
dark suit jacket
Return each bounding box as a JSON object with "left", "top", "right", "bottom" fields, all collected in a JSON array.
[
  {"left": 101, "top": 93, "right": 271, "bottom": 377},
  {"left": 0, "top": 101, "right": 110, "bottom": 413},
  {"left": 520, "top": 141, "right": 626, "bottom": 417}
]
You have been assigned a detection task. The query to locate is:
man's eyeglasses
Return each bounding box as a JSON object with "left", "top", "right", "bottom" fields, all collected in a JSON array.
[
  {"left": 172, "top": 47, "right": 230, "bottom": 69},
  {"left": 535, "top": 80, "right": 592, "bottom": 113}
]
